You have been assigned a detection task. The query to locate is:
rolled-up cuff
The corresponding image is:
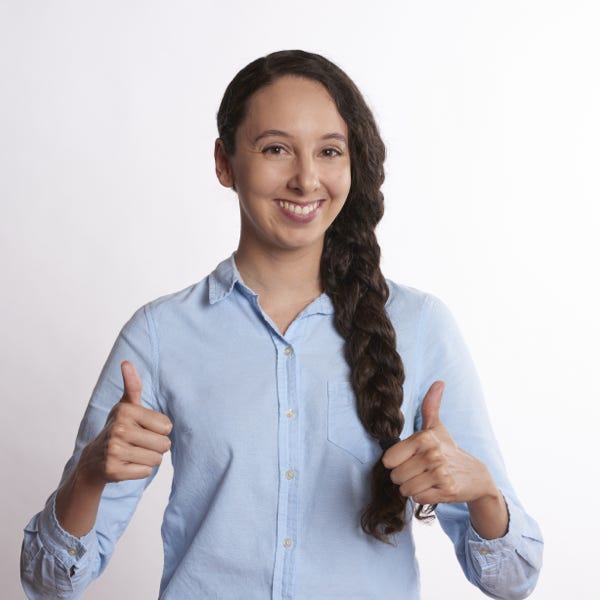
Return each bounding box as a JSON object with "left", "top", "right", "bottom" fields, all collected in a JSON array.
[
  {"left": 36, "top": 491, "right": 97, "bottom": 571},
  {"left": 466, "top": 492, "right": 543, "bottom": 598}
]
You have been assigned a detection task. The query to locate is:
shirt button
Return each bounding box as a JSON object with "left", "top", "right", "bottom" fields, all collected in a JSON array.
[
  {"left": 479, "top": 548, "right": 491, "bottom": 555},
  {"left": 286, "top": 409, "right": 296, "bottom": 419},
  {"left": 285, "top": 469, "right": 295, "bottom": 480},
  {"left": 283, "top": 346, "right": 293, "bottom": 356},
  {"left": 283, "top": 537, "right": 293, "bottom": 548},
  {"left": 67, "top": 547, "right": 77, "bottom": 556}
]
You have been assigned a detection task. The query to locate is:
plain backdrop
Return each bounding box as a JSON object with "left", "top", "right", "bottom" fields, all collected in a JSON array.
[{"left": 2, "top": 1, "right": 598, "bottom": 598}]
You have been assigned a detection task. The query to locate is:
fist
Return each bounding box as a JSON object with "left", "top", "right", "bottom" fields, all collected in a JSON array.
[
  {"left": 382, "top": 381, "right": 494, "bottom": 506},
  {"left": 79, "top": 361, "right": 173, "bottom": 483}
]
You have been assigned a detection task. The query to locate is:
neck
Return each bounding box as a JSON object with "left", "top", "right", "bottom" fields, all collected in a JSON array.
[{"left": 234, "top": 242, "right": 323, "bottom": 304}]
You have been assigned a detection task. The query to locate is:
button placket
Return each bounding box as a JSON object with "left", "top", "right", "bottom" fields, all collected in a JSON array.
[
  {"left": 281, "top": 342, "right": 298, "bottom": 554},
  {"left": 271, "top": 335, "right": 301, "bottom": 599}
]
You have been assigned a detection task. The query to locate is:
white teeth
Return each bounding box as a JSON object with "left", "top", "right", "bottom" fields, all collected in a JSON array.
[{"left": 278, "top": 200, "right": 319, "bottom": 215}]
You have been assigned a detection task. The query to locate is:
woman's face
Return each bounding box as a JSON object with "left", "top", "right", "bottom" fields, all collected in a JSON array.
[{"left": 215, "top": 76, "right": 351, "bottom": 257}]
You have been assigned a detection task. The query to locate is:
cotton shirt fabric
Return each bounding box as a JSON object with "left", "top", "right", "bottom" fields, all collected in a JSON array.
[{"left": 21, "top": 255, "right": 543, "bottom": 599}]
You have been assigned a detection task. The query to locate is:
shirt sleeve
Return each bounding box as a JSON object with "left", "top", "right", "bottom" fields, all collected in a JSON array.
[
  {"left": 414, "top": 295, "right": 543, "bottom": 600},
  {"left": 20, "top": 304, "right": 163, "bottom": 599}
]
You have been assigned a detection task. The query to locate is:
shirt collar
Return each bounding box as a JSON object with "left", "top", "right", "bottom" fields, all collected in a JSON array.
[
  {"left": 208, "top": 254, "right": 247, "bottom": 304},
  {"left": 208, "top": 253, "right": 334, "bottom": 315}
]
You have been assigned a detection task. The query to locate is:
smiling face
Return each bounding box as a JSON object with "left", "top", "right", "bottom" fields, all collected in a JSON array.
[{"left": 215, "top": 76, "right": 351, "bottom": 259}]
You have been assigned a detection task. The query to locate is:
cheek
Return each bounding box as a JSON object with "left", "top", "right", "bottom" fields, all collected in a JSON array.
[
  {"left": 241, "top": 161, "right": 285, "bottom": 196},
  {"left": 331, "top": 166, "right": 352, "bottom": 199}
]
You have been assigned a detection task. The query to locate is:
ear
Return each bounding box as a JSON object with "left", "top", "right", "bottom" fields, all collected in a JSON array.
[{"left": 214, "top": 138, "right": 235, "bottom": 189}]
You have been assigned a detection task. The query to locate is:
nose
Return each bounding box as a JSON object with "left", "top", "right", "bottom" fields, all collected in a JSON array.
[{"left": 287, "top": 154, "right": 320, "bottom": 195}]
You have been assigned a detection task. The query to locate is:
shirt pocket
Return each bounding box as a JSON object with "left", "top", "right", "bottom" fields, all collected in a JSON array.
[{"left": 327, "top": 381, "right": 378, "bottom": 464}]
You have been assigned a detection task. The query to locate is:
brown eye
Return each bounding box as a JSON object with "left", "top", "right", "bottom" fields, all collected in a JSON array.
[
  {"left": 262, "top": 145, "right": 286, "bottom": 155},
  {"left": 322, "top": 147, "right": 342, "bottom": 158}
]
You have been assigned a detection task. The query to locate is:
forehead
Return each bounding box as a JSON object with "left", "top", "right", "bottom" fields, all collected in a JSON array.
[{"left": 239, "top": 76, "right": 348, "bottom": 138}]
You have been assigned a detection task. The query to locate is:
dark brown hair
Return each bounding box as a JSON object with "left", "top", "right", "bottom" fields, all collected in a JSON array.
[{"left": 217, "top": 50, "right": 427, "bottom": 541}]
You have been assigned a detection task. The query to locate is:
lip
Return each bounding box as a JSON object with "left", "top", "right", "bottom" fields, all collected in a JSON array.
[{"left": 275, "top": 199, "right": 324, "bottom": 223}]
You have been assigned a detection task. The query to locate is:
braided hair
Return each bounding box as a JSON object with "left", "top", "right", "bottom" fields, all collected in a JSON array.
[{"left": 217, "top": 49, "right": 428, "bottom": 541}]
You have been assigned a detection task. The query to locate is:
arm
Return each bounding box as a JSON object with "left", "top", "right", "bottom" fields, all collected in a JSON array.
[
  {"left": 385, "top": 296, "right": 543, "bottom": 600},
  {"left": 21, "top": 305, "right": 170, "bottom": 599},
  {"left": 55, "top": 361, "right": 171, "bottom": 537}
]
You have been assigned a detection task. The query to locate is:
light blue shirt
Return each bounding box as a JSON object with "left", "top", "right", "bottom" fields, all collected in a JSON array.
[{"left": 21, "top": 255, "right": 543, "bottom": 599}]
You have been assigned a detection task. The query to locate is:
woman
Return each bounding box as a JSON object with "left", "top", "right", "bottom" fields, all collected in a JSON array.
[{"left": 21, "top": 50, "right": 543, "bottom": 599}]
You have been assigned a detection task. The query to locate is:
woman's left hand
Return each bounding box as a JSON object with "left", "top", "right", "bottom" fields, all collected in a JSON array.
[
  {"left": 382, "top": 381, "right": 509, "bottom": 539},
  {"left": 382, "top": 381, "right": 498, "bottom": 506}
]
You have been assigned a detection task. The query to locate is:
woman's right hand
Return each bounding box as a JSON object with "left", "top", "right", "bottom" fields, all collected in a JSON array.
[
  {"left": 55, "top": 361, "right": 172, "bottom": 537},
  {"left": 77, "top": 360, "right": 173, "bottom": 484}
]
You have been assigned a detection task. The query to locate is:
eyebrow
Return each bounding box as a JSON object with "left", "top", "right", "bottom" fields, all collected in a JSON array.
[{"left": 253, "top": 129, "right": 348, "bottom": 144}]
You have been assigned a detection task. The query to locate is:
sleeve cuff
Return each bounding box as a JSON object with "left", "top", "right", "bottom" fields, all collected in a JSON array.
[
  {"left": 466, "top": 492, "right": 528, "bottom": 568},
  {"left": 37, "top": 491, "right": 97, "bottom": 571}
]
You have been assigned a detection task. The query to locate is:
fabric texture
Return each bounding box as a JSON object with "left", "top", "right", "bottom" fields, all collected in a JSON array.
[{"left": 21, "top": 254, "right": 543, "bottom": 599}]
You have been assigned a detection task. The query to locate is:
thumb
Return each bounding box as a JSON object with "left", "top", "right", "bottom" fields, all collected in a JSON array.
[
  {"left": 120, "top": 361, "right": 143, "bottom": 405},
  {"left": 420, "top": 380, "right": 445, "bottom": 430}
]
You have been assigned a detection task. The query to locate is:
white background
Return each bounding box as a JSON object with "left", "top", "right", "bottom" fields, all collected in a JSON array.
[{"left": 2, "top": 1, "right": 598, "bottom": 598}]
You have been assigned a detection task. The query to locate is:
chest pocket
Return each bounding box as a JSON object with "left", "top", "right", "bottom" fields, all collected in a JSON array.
[{"left": 327, "top": 381, "right": 378, "bottom": 464}]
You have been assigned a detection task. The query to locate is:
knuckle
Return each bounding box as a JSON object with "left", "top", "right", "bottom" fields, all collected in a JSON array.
[
  {"left": 433, "top": 465, "right": 448, "bottom": 478},
  {"left": 446, "top": 482, "right": 458, "bottom": 498},
  {"left": 112, "top": 423, "right": 128, "bottom": 439},
  {"left": 106, "top": 438, "right": 122, "bottom": 457},
  {"left": 417, "top": 430, "right": 435, "bottom": 448},
  {"left": 426, "top": 448, "right": 443, "bottom": 463},
  {"left": 432, "top": 466, "right": 451, "bottom": 487}
]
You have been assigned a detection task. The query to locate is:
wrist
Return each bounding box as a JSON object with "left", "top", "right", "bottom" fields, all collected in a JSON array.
[
  {"left": 468, "top": 487, "right": 509, "bottom": 540},
  {"left": 55, "top": 452, "right": 106, "bottom": 537}
]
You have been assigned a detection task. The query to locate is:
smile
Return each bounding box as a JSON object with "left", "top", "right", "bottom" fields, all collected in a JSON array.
[{"left": 277, "top": 200, "right": 322, "bottom": 216}]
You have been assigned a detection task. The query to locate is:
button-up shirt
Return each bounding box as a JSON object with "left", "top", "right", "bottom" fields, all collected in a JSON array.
[{"left": 21, "top": 255, "right": 543, "bottom": 599}]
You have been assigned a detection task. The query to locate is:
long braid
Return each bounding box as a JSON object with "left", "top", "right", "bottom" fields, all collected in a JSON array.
[{"left": 321, "top": 168, "right": 409, "bottom": 541}]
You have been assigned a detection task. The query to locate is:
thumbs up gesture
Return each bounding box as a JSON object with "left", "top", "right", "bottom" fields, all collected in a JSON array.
[
  {"left": 79, "top": 361, "right": 173, "bottom": 484},
  {"left": 54, "top": 361, "right": 174, "bottom": 537},
  {"left": 381, "top": 381, "right": 496, "bottom": 506}
]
